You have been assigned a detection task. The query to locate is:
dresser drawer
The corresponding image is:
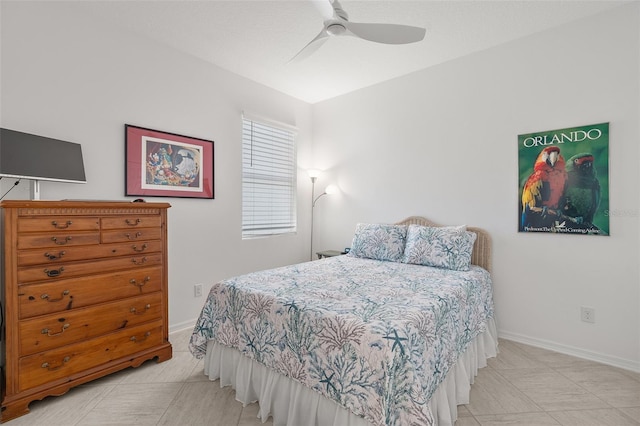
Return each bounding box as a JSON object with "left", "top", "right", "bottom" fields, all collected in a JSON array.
[
  {"left": 101, "top": 227, "right": 162, "bottom": 244},
  {"left": 18, "top": 253, "right": 163, "bottom": 284},
  {"left": 18, "top": 217, "right": 100, "bottom": 233},
  {"left": 17, "top": 240, "right": 164, "bottom": 266},
  {"left": 17, "top": 232, "right": 100, "bottom": 250},
  {"left": 18, "top": 266, "right": 163, "bottom": 319},
  {"left": 101, "top": 216, "right": 162, "bottom": 230},
  {"left": 18, "top": 320, "right": 164, "bottom": 392},
  {"left": 19, "top": 292, "right": 163, "bottom": 356}
]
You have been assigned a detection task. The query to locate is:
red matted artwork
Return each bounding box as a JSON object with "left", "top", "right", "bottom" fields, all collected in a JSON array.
[{"left": 125, "top": 125, "right": 214, "bottom": 199}]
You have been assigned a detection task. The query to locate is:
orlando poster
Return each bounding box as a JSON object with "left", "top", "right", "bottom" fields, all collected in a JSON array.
[{"left": 518, "top": 122, "right": 609, "bottom": 236}]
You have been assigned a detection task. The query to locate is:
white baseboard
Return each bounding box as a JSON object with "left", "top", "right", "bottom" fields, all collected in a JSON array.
[
  {"left": 498, "top": 329, "right": 640, "bottom": 373},
  {"left": 169, "top": 319, "right": 197, "bottom": 335}
]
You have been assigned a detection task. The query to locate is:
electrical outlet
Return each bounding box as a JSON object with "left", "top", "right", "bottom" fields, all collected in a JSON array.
[
  {"left": 194, "top": 284, "right": 203, "bottom": 298},
  {"left": 581, "top": 306, "right": 595, "bottom": 323}
]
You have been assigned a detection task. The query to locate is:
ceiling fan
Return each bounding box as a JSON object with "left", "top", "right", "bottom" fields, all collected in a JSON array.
[{"left": 291, "top": 0, "right": 426, "bottom": 62}]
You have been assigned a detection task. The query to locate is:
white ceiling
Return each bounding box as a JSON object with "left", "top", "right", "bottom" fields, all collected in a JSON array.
[{"left": 67, "top": 0, "right": 626, "bottom": 104}]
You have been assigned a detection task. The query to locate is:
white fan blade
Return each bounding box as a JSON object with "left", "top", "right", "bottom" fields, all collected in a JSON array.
[
  {"left": 289, "top": 29, "right": 329, "bottom": 63},
  {"left": 345, "top": 22, "right": 426, "bottom": 44},
  {"left": 310, "top": 0, "right": 335, "bottom": 20}
]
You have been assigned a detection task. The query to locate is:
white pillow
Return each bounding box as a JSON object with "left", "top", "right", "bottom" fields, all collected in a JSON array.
[
  {"left": 348, "top": 223, "right": 408, "bottom": 262},
  {"left": 402, "top": 224, "right": 476, "bottom": 271}
]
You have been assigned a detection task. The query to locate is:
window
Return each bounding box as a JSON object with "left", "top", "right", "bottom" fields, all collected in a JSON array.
[{"left": 242, "top": 116, "right": 297, "bottom": 238}]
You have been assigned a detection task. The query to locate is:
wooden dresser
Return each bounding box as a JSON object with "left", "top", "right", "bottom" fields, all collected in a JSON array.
[{"left": 0, "top": 200, "right": 172, "bottom": 422}]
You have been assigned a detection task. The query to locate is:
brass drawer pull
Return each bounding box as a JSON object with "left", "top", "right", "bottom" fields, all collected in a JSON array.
[
  {"left": 51, "top": 236, "right": 72, "bottom": 245},
  {"left": 129, "top": 276, "right": 151, "bottom": 287},
  {"left": 130, "top": 304, "right": 151, "bottom": 315},
  {"left": 130, "top": 331, "right": 151, "bottom": 343},
  {"left": 42, "top": 356, "right": 70, "bottom": 371},
  {"left": 41, "top": 290, "right": 70, "bottom": 302},
  {"left": 125, "top": 232, "right": 142, "bottom": 240},
  {"left": 125, "top": 218, "right": 141, "bottom": 226},
  {"left": 44, "top": 250, "right": 66, "bottom": 260},
  {"left": 44, "top": 267, "right": 65, "bottom": 278},
  {"left": 42, "top": 323, "right": 70, "bottom": 336},
  {"left": 51, "top": 220, "right": 73, "bottom": 229},
  {"left": 131, "top": 257, "right": 147, "bottom": 265},
  {"left": 132, "top": 243, "right": 148, "bottom": 252}
]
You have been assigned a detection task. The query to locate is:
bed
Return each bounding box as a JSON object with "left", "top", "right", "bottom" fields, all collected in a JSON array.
[{"left": 189, "top": 217, "right": 498, "bottom": 426}]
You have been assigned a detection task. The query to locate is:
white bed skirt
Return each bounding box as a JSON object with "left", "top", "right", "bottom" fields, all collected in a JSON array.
[{"left": 203, "top": 317, "right": 498, "bottom": 426}]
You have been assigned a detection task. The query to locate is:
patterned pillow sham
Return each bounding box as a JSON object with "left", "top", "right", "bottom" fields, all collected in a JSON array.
[
  {"left": 402, "top": 224, "right": 476, "bottom": 271},
  {"left": 348, "top": 223, "right": 408, "bottom": 262}
]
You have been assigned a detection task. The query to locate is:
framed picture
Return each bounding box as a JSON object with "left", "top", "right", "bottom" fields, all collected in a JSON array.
[
  {"left": 518, "top": 122, "right": 609, "bottom": 236},
  {"left": 125, "top": 124, "right": 214, "bottom": 199}
]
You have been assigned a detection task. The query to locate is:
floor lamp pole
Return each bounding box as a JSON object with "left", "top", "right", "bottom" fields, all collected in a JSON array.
[
  {"left": 310, "top": 174, "right": 332, "bottom": 261},
  {"left": 310, "top": 177, "right": 316, "bottom": 261}
]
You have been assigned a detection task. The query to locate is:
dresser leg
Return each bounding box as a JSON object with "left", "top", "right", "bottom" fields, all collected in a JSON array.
[
  {"left": 1, "top": 400, "right": 31, "bottom": 423},
  {"left": 154, "top": 344, "right": 173, "bottom": 364}
]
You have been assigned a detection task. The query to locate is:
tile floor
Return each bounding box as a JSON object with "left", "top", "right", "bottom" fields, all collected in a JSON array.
[{"left": 4, "top": 329, "right": 639, "bottom": 425}]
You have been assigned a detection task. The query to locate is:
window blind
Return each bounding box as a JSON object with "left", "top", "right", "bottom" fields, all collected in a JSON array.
[{"left": 242, "top": 117, "right": 297, "bottom": 238}]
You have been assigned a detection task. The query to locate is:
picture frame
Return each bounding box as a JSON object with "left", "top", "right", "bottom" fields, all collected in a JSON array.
[
  {"left": 518, "top": 122, "right": 609, "bottom": 236},
  {"left": 125, "top": 124, "right": 214, "bottom": 199}
]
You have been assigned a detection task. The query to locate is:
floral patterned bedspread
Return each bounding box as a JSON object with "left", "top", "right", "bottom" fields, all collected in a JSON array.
[{"left": 189, "top": 255, "right": 494, "bottom": 426}]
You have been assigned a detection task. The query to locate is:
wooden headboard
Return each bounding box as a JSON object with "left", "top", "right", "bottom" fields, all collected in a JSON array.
[{"left": 395, "top": 216, "right": 492, "bottom": 273}]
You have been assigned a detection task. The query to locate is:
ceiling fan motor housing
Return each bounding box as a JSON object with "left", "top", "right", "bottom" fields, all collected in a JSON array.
[{"left": 326, "top": 23, "right": 347, "bottom": 36}]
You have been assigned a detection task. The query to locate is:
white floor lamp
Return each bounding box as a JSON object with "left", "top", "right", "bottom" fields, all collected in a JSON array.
[{"left": 309, "top": 169, "right": 337, "bottom": 261}]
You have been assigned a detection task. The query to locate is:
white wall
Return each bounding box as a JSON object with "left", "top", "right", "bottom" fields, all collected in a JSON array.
[
  {"left": 2, "top": 2, "right": 638, "bottom": 371},
  {"left": 311, "top": 4, "right": 640, "bottom": 371},
  {"left": 0, "top": 2, "right": 314, "bottom": 331}
]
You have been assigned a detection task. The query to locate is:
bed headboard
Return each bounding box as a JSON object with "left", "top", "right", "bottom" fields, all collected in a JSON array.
[{"left": 395, "top": 216, "right": 492, "bottom": 273}]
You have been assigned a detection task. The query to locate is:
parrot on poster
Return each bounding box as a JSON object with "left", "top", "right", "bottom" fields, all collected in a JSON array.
[
  {"left": 521, "top": 146, "right": 567, "bottom": 230},
  {"left": 562, "top": 153, "right": 600, "bottom": 226}
]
